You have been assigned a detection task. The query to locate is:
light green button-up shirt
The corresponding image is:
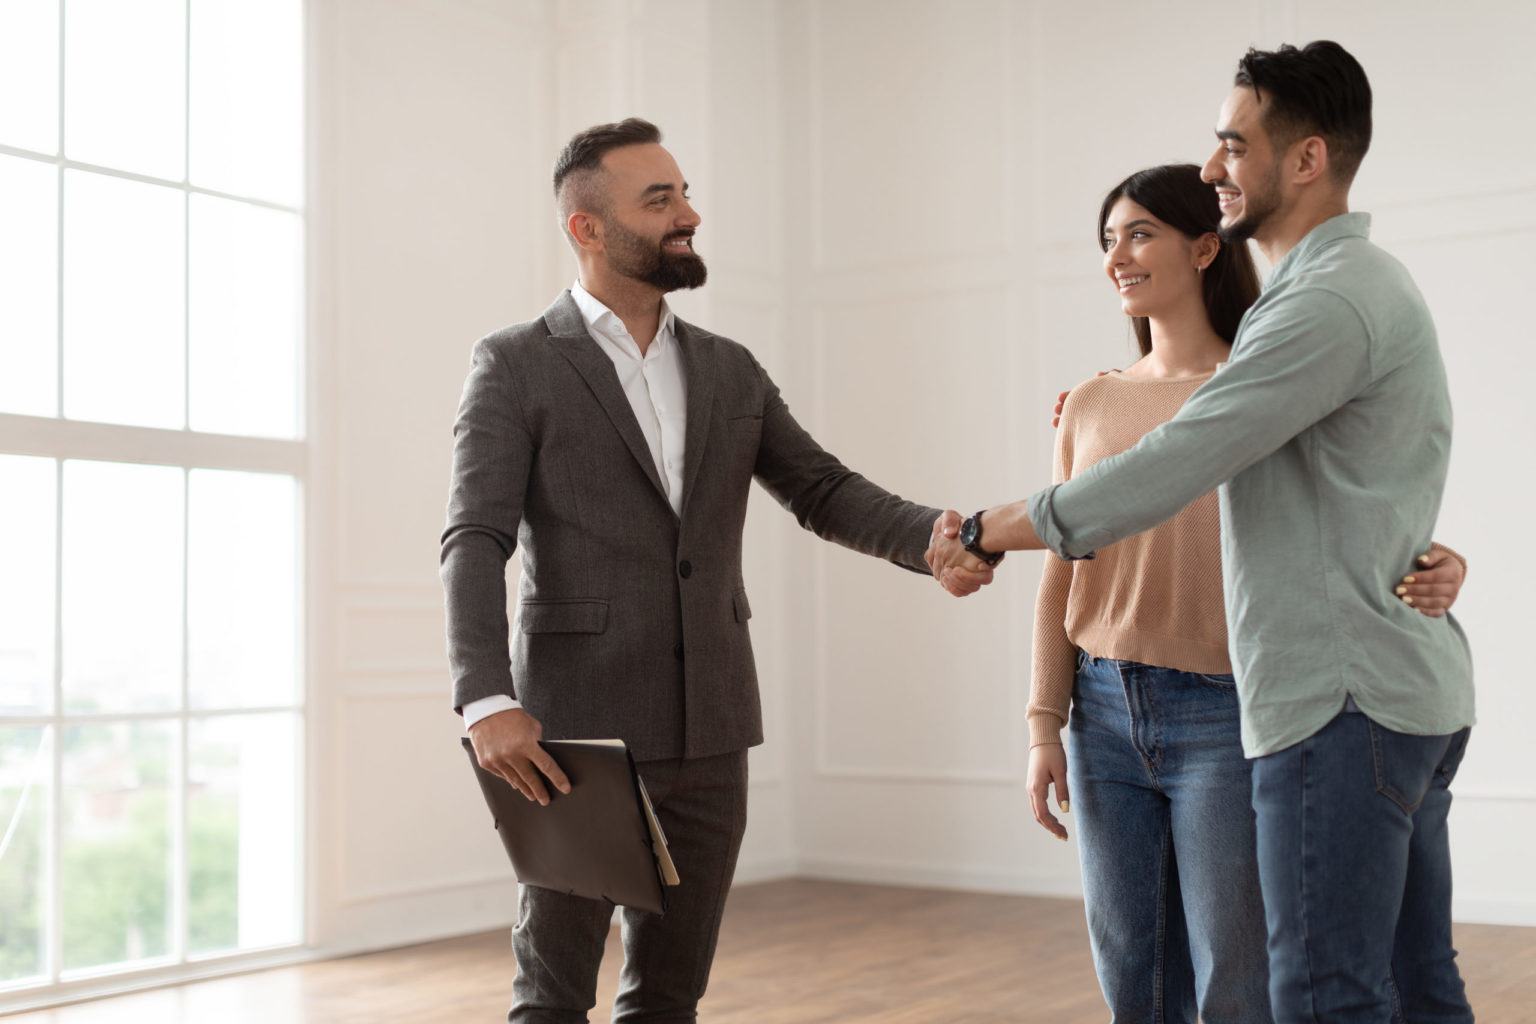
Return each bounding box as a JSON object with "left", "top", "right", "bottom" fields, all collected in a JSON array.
[{"left": 1028, "top": 212, "right": 1474, "bottom": 757}]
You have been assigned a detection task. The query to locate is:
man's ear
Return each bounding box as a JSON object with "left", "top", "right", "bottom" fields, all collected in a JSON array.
[
  {"left": 1291, "top": 135, "right": 1329, "bottom": 186},
  {"left": 567, "top": 211, "right": 604, "bottom": 252}
]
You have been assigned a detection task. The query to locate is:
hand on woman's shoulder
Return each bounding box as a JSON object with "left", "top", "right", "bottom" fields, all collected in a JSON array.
[{"left": 1052, "top": 370, "right": 1113, "bottom": 428}]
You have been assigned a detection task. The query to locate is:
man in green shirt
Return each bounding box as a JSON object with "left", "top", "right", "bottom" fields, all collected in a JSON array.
[{"left": 933, "top": 42, "right": 1474, "bottom": 1023}]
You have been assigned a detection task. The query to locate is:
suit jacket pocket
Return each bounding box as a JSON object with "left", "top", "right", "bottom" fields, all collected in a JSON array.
[
  {"left": 732, "top": 589, "right": 752, "bottom": 623},
  {"left": 519, "top": 599, "right": 610, "bottom": 634},
  {"left": 728, "top": 414, "right": 763, "bottom": 440}
]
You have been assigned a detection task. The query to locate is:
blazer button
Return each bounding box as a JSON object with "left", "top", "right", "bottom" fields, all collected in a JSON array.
[
  {"left": 673, "top": 643, "right": 685, "bottom": 661},
  {"left": 678, "top": 560, "right": 693, "bottom": 578}
]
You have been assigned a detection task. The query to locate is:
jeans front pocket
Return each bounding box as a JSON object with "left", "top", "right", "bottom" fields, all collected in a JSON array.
[{"left": 1194, "top": 671, "right": 1237, "bottom": 692}]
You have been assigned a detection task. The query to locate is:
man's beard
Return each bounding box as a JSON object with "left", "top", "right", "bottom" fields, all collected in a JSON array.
[
  {"left": 607, "top": 221, "right": 708, "bottom": 292},
  {"left": 1216, "top": 165, "right": 1283, "bottom": 244}
]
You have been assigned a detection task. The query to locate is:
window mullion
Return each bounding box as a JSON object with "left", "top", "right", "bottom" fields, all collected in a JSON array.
[
  {"left": 53, "top": 0, "right": 64, "bottom": 421},
  {"left": 173, "top": 468, "right": 191, "bottom": 965},
  {"left": 46, "top": 458, "right": 63, "bottom": 985},
  {"left": 53, "top": 164, "right": 64, "bottom": 420},
  {"left": 47, "top": 0, "right": 65, "bottom": 978},
  {"left": 181, "top": 0, "right": 190, "bottom": 430}
]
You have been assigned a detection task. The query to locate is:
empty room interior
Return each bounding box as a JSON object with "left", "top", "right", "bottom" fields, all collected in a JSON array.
[{"left": 1, "top": 1, "right": 1534, "bottom": 1021}]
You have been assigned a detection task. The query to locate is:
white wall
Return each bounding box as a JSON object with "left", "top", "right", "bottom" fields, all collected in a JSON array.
[
  {"left": 308, "top": 0, "right": 1536, "bottom": 956},
  {"left": 308, "top": 0, "right": 556, "bottom": 950}
]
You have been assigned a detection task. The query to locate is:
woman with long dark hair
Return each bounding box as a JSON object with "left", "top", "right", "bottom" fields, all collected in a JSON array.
[{"left": 1024, "top": 164, "right": 1464, "bottom": 1023}]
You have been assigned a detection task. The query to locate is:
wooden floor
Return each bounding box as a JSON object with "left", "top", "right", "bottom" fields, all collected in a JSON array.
[{"left": 10, "top": 879, "right": 1536, "bottom": 1022}]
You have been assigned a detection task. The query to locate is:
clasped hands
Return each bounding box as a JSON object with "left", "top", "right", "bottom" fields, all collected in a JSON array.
[{"left": 924, "top": 509, "right": 999, "bottom": 597}]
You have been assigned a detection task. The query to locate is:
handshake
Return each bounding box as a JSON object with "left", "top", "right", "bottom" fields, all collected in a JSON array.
[{"left": 923, "top": 509, "right": 1001, "bottom": 598}]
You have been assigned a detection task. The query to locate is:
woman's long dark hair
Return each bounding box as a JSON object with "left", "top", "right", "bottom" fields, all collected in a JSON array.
[{"left": 1097, "top": 163, "right": 1261, "bottom": 356}]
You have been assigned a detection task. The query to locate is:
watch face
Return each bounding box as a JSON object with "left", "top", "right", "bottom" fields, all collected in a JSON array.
[{"left": 959, "top": 516, "right": 980, "bottom": 549}]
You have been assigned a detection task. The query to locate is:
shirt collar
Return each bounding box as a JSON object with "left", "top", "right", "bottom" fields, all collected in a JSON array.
[
  {"left": 569, "top": 280, "right": 675, "bottom": 348},
  {"left": 1266, "top": 212, "right": 1372, "bottom": 288}
]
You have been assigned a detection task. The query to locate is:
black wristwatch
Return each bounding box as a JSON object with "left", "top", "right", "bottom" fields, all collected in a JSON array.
[{"left": 958, "top": 510, "right": 1004, "bottom": 566}]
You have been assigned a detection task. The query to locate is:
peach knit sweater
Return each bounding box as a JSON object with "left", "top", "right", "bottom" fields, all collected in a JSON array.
[{"left": 1029, "top": 370, "right": 1228, "bottom": 747}]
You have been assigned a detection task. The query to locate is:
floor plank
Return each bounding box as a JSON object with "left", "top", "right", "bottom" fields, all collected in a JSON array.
[{"left": 8, "top": 880, "right": 1534, "bottom": 1022}]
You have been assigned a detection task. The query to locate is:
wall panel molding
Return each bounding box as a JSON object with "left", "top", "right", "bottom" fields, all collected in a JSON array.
[
  {"left": 336, "top": 870, "right": 510, "bottom": 909},
  {"left": 812, "top": 762, "right": 1019, "bottom": 786},
  {"left": 331, "top": 691, "right": 501, "bottom": 909},
  {"left": 337, "top": 603, "right": 446, "bottom": 676},
  {"left": 1368, "top": 186, "right": 1536, "bottom": 247},
  {"left": 802, "top": 281, "right": 1024, "bottom": 787},
  {"left": 336, "top": 678, "right": 446, "bottom": 698},
  {"left": 801, "top": 256, "right": 1019, "bottom": 303}
]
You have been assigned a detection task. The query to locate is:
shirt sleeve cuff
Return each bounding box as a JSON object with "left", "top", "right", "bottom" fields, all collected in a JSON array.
[
  {"left": 462, "top": 694, "right": 521, "bottom": 730},
  {"left": 1028, "top": 713, "right": 1066, "bottom": 747},
  {"left": 1027, "top": 484, "right": 1096, "bottom": 561}
]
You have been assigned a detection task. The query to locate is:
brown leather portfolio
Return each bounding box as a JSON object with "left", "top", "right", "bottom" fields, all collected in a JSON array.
[{"left": 460, "top": 737, "right": 677, "bottom": 914}]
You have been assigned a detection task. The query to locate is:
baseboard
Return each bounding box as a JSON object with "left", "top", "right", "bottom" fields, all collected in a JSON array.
[
  {"left": 1452, "top": 897, "right": 1536, "bottom": 928},
  {"left": 316, "top": 879, "right": 520, "bottom": 955},
  {"left": 731, "top": 854, "right": 798, "bottom": 886},
  {"left": 794, "top": 856, "right": 1084, "bottom": 901},
  {"left": 792, "top": 858, "right": 1536, "bottom": 929}
]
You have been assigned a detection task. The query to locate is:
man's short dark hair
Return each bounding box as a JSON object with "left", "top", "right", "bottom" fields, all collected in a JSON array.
[
  {"left": 553, "top": 117, "right": 662, "bottom": 202},
  {"left": 1235, "top": 41, "right": 1372, "bottom": 183}
]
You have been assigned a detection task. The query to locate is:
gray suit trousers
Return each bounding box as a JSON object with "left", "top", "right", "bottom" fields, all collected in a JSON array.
[{"left": 508, "top": 751, "right": 749, "bottom": 1023}]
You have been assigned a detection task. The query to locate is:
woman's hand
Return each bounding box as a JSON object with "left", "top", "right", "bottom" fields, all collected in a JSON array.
[
  {"left": 1052, "top": 372, "right": 1107, "bottom": 427},
  {"left": 1027, "top": 743, "right": 1071, "bottom": 841},
  {"left": 1395, "top": 546, "right": 1466, "bottom": 618}
]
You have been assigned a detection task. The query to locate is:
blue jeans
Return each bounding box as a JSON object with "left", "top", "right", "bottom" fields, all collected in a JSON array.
[
  {"left": 1251, "top": 708, "right": 1473, "bottom": 1024},
  {"left": 1069, "top": 654, "right": 1273, "bottom": 1024}
]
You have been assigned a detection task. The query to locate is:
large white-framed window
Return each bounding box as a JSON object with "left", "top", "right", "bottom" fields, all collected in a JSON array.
[{"left": 0, "top": 0, "right": 306, "bottom": 1005}]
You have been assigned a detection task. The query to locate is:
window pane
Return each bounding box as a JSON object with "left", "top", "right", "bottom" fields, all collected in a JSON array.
[
  {"left": 61, "top": 461, "right": 183, "bottom": 714},
  {"left": 0, "top": 455, "right": 56, "bottom": 715},
  {"left": 61, "top": 720, "right": 174, "bottom": 973},
  {"left": 188, "top": 471, "right": 298, "bottom": 709},
  {"left": 62, "top": 171, "right": 185, "bottom": 429},
  {"left": 188, "top": 714, "right": 300, "bottom": 955},
  {"left": 189, "top": 0, "right": 303, "bottom": 206},
  {"left": 63, "top": 0, "right": 185, "bottom": 179},
  {"left": 0, "top": 156, "right": 59, "bottom": 417},
  {"left": 0, "top": 726, "right": 51, "bottom": 984},
  {"left": 188, "top": 197, "right": 302, "bottom": 438},
  {"left": 0, "top": 0, "right": 59, "bottom": 153}
]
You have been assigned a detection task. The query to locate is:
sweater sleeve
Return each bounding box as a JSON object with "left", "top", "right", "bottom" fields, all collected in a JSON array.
[
  {"left": 1428, "top": 540, "right": 1468, "bottom": 576},
  {"left": 1027, "top": 395, "right": 1080, "bottom": 746}
]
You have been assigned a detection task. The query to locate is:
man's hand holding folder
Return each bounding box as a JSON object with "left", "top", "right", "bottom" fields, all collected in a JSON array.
[
  {"left": 467, "top": 708, "right": 571, "bottom": 805},
  {"left": 461, "top": 735, "right": 679, "bottom": 914}
]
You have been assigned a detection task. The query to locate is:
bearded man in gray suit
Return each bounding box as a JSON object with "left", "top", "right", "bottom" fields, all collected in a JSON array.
[{"left": 441, "top": 118, "right": 989, "bottom": 1023}]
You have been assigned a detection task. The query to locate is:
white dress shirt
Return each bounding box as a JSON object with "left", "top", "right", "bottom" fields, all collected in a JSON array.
[{"left": 463, "top": 283, "right": 689, "bottom": 729}]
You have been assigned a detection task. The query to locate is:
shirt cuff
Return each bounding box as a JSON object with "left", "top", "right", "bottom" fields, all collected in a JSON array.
[
  {"left": 1028, "top": 713, "right": 1066, "bottom": 748},
  {"left": 462, "top": 694, "right": 521, "bottom": 730},
  {"left": 1027, "top": 485, "right": 1096, "bottom": 561}
]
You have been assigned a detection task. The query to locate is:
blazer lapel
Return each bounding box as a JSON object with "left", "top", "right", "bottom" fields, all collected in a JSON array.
[
  {"left": 675, "top": 319, "right": 716, "bottom": 518},
  {"left": 543, "top": 292, "right": 671, "bottom": 507}
]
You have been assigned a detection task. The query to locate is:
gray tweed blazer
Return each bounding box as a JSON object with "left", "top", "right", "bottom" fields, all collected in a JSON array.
[{"left": 441, "top": 292, "right": 938, "bottom": 761}]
